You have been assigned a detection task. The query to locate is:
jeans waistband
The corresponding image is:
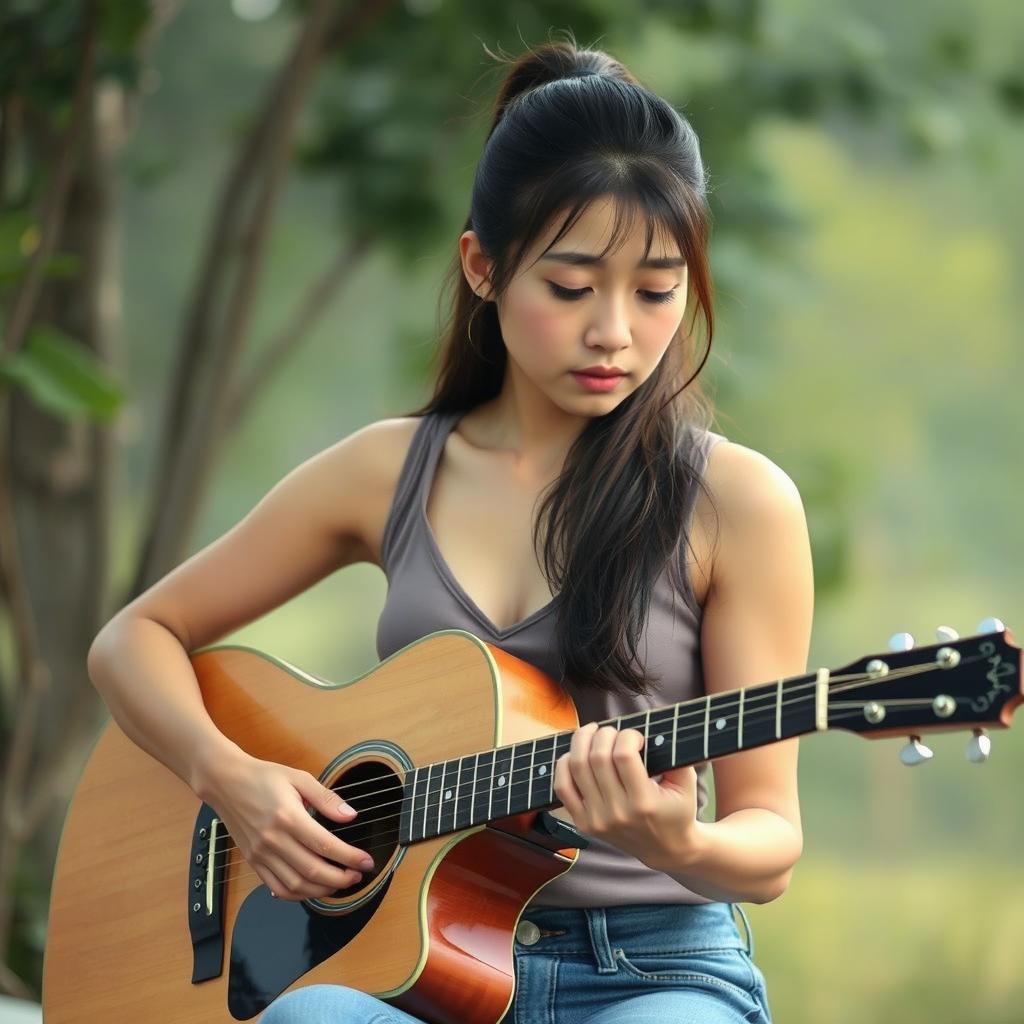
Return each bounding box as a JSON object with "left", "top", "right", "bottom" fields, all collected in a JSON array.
[{"left": 516, "top": 902, "right": 754, "bottom": 972}]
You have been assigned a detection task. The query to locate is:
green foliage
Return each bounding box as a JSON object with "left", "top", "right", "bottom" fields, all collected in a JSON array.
[
  {"left": 0, "top": 209, "right": 81, "bottom": 284},
  {"left": 6, "top": 850, "right": 49, "bottom": 995},
  {"left": 0, "top": 325, "right": 124, "bottom": 421},
  {"left": 0, "top": 0, "right": 149, "bottom": 101},
  {"left": 747, "top": 859, "right": 1024, "bottom": 1023},
  {"left": 0, "top": 2, "right": 84, "bottom": 105}
]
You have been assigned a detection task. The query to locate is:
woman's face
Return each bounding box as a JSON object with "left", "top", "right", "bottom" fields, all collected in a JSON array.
[{"left": 461, "top": 195, "right": 688, "bottom": 417}]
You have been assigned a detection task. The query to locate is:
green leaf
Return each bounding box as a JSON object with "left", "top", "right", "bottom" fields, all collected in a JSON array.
[
  {"left": 0, "top": 251, "right": 82, "bottom": 286},
  {"left": 0, "top": 325, "right": 125, "bottom": 422},
  {"left": 98, "top": 0, "right": 151, "bottom": 54}
]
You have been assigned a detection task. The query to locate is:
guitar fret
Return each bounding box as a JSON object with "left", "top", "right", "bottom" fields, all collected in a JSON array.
[
  {"left": 706, "top": 691, "right": 739, "bottom": 759},
  {"left": 474, "top": 749, "right": 495, "bottom": 828},
  {"left": 527, "top": 739, "right": 537, "bottom": 809},
  {"left": 645, "top": 706, "right": 675, "bottom": 776},
  {"left": 451, "top": 757, "right": 460, "bottom": 831},
  {"left": 776, "top": 679, "right": 782, "bottom": 739},
  {"left": 422, "top": 763, "right": 435, "bottom": 841},
  {"left": 738, "top": 687, "right": 745, "bottom": 749},
  {"left": 535, "top": 734, "right": 556, "bottom": 806},
  {"left": 453, "top": 754, "right": 474, "bottom": 831},
  {"left": 470, "top": 753, "right": 480, "bottom": 826},
  {"left": 671, "top": 703, "right": 679, "bottom": 766},
  {"left": 437, "top": 759, "right": 452, "bottom": 836},
  {"left": 404, "top": 767, "right": 418, "bottom": 845},
  {"left": 491, "top": 745, "right": 513, "bottom": 819},
  {"left": 505, "top": 746, "right": 515, "bottom": 815},
  {"left": 510, "top": 742, "right": 533, "bottom": 815},
  {"left": 437, "top": 760, "right": 445, "bottom": 835},
  {"left": 555, "top": 731, "right": 572, "bottom": 772},
  {"left": 703, "top": 695, "right": 710, "bottom": 759}
]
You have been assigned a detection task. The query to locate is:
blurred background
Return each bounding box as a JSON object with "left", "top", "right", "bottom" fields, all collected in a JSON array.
[{"left": 0, "top": 0, "right": 1022, "bottom": 1021}]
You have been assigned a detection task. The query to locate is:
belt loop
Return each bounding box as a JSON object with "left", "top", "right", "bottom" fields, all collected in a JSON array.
[
  {"left": 731, "top": 902, "right": 754, "bottom": 957},
  {"left": 584, "top": 908, "right": 618, "bottom": 973}
]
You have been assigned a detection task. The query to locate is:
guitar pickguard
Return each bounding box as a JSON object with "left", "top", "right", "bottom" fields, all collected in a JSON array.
[{"left": 226, "top": 873, "right": 393, "bottom": 1020}]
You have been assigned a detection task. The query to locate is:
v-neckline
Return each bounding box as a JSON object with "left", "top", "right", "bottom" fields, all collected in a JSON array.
[{"left": 419, "top": 412, "right": 559, "bottom": 640}]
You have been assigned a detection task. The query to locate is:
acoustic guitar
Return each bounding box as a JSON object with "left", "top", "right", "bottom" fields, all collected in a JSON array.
[{"left": 43, "top": 621, "right": 1021, "bottom": 1023}]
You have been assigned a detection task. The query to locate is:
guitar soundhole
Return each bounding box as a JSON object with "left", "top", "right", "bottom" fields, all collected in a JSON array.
[{"left": 314, "top": 759, "right": 402, "bottom": 897}]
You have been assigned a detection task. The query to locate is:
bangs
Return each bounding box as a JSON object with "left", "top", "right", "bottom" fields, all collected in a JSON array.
[{"left": 508, "top": 178, "right": 696, "bottom": 291}]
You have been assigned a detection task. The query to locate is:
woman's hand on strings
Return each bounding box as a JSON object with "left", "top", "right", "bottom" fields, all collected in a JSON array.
[
  {"left": 553, "top": 721, "right": 703, "bottom": 869},
  {"left": 199, "top": 749, "right": 375, "bottom": 901}
]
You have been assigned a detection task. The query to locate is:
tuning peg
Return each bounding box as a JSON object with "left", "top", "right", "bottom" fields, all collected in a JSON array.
[
  {"left": 888, "top": 632, "right": 915, "bottom": 652},
  {"left": 899, "top": 736, "right": 934, "bottom": 767},
  {"left": 935, "top": 625, "right": 959, "bottom": 642},
  {"left": 977, "top": 617, "right": 1005, "bottom": 635},
  {"left": 966, "top": 729, "right": 991, "bottom": 764}
]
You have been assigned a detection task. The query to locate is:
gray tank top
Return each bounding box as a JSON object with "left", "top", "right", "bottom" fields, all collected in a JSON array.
[{"left": 376, "top": 409, "right": 727, "bottom": 907}]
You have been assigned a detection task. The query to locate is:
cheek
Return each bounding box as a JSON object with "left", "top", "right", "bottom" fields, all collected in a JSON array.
[
  {"left": 649, "top": 304, "right": 684, "bottom": 348},
  {"left": 509, "top": 294, "right": 567, "bottom": 358}
]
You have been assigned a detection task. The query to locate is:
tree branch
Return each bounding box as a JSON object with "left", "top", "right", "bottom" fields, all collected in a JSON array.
[
  {"left": 130, "top": 0, "right": 342, "bottom": 598},
  {"left": 0, "top": 959, "right": 32, "bottom": 1000},
  {"left": 2, "top": 2, "right": 98, "bottom": 356},
  {"left": 224, "top": 232, "right": 372, "bottom": 432}
]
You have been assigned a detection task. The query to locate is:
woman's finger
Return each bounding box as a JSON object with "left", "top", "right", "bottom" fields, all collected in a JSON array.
[
  {"left": 568, "top": 722, "right": 602, "bottom": 807},
  {"left": 588, "top": 725, "right": 629, "bottom": 808},
  {"left": 254, "top": 862, "right": 294, "bottom": 901}
]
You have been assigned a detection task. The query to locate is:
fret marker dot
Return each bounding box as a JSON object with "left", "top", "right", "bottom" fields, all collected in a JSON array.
[
  {"left": 538, "top": 766, "right": 547, "bottom": 776},
  {"left": 655, "top": 735, "right": 665, "bottom": 746},
  {"left": 444, "top": 790, "right": 452, "bottom": 800},
  {"left": 498, "top": 775, "right": 507, "bottom": 787},
  {"left": 716, "top": 718, "right": 727, "bottom": 730}
]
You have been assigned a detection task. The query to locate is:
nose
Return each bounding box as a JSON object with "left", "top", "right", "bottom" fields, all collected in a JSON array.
[{"left": 584, "top": 293, "right": 632, "bottom": 353}]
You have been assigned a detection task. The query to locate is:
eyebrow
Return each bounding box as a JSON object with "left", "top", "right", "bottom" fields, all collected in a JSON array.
[{"left": 540, "top": 251, "right": 686, "bottom": 270}]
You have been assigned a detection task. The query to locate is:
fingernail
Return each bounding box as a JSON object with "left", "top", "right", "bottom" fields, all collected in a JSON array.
[
  {"left": 340, "top": 800, "right": 355, "bottom": 814},
  {"left": 360, "top": 856, "right": 374, "bottom": 870}
]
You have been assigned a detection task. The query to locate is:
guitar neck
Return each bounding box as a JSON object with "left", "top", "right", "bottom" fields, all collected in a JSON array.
[{"left": 400, "top": 669, "right": 828, "bottom": 845}]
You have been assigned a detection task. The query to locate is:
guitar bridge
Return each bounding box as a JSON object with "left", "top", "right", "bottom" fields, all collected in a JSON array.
[{"left": 187, "top": 803, "right": 228, "bottom": 983}]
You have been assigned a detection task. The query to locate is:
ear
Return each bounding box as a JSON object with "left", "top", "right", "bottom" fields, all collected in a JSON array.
[{"left": 459, "top": 231, "right": 496, "bottom": 302}]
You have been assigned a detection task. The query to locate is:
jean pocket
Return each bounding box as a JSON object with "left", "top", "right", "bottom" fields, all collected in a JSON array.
[{"left": 612, "top": 946, "right": 759, "bottom": 1003}]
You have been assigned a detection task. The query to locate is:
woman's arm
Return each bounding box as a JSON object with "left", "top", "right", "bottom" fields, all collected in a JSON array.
[
  {"left": 649, "top": 439, "right": 814, "bottom": 903},
  {"left": 87, "top": 417, "right": 419, "bottom": 900},
  {"left": 553, "top": 439, "right": 813, "bottom": 904}
]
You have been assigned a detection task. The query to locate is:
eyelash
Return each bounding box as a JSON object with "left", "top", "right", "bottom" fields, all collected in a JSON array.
[{"left": 546, "top": 281, "right": 678, "bottom": 304}]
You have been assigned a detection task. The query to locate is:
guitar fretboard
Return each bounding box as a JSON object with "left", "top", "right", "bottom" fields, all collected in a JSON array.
[{"left": 399, "top": 671, "right": 822, "bottom": 844}]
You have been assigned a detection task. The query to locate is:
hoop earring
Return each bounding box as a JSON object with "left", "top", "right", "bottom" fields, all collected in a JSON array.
[{"left": 466, "top": 300, "right": 482, "bottom": 352}]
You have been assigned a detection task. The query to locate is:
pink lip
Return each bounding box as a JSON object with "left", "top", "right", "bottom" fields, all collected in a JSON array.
[
  {"left": 571, "top": 371, "right": 625, "bottom": 393},
  {"left": 575, "top": 366, "right": 626, "bottom": 377}
]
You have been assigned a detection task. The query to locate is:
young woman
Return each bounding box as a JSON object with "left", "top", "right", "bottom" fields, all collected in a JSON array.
[{"left": 87, "top": 38, "right": 812, "bottom": 1024}]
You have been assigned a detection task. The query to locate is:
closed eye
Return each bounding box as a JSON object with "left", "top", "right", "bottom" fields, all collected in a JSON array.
[{"left": 546, "top": 282, "right": 677, "bottom": 304}]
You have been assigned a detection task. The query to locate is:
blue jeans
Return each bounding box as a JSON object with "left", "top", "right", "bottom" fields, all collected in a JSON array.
[{"left": 259, "top": 901, "right": 772, "bottom": 1024}]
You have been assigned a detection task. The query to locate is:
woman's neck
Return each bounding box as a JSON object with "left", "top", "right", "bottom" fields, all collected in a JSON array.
[{"left": 462, "top": 377, "right": 587, "bottom": 482}]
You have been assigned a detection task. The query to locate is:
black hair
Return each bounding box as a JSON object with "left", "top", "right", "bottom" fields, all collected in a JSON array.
[{"left": 413, "top": 35, "right": 719, "bottom": 696}]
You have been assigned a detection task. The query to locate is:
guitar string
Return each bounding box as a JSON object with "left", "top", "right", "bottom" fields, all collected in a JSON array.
[
  {"left": 198, "top": 651, "right": 984, "bottom": 863},
  {"left": 199, "top": 696, "right": 956, "bottom": 896},
  {"left": 196, "top": 655, "right": 987, "bottom": 891},
  {"left": 197, "top": 654, "right": 984, "bottom": 869}
]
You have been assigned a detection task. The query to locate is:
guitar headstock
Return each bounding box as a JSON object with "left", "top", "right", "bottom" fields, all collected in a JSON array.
[{"left": 827, "top": 621, "right": 1022, "bottom": 758}]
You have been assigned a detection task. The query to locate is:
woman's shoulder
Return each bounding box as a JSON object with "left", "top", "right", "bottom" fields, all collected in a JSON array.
[
  {"left": 702, "top": 437, "right": 805, "bottom": 518},
  {"left": 326, "top": 416, "right": 426, "bottom": 565},
  {"left": 697, "top": 436, "right": 810, "bottom": 598},
  {"left": 345, "top": 414, "right": 424, "bottom": 461}
]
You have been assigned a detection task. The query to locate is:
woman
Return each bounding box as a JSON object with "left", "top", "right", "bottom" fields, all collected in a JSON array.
[{"left": 87, "top": 36, "right": 812, "bottom": 1024}]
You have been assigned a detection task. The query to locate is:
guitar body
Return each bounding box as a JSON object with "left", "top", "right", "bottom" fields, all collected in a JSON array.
[{"left": 43, "top": 630, "right": 581, "bottom": 1024}]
